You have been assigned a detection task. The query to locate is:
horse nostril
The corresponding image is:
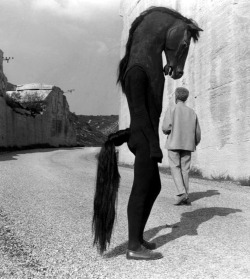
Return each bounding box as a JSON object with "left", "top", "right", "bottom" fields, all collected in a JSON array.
[{"left": 178, "top": 71, "right": 184, "bottom": 77}]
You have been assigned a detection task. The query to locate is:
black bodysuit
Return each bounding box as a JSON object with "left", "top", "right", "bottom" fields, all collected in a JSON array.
[{"left": 124, "top": 65, "right": 163, "bottom": 250}]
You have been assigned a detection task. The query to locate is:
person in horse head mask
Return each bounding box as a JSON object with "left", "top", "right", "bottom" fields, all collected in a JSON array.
[
  {"left": 92, "top": 7, "right": 203, "bottom": 261},
  {"left": 162, "top": 87, "right": 201, "bottom": 205}
]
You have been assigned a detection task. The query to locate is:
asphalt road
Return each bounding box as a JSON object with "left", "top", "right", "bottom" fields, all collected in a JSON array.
[{"left": 0, "top": 147, "right": 250, "bottom": 279}]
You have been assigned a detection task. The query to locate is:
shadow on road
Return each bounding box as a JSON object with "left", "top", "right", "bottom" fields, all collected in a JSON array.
[
  {"left": 104, "top": 207, "right": 242, "bottom": 258},
  {"left": 0, "top": 147, "right": 83, "bottom": 161},
  {"left": 189, "top": 190, "right": 220, "bottom": 202}
]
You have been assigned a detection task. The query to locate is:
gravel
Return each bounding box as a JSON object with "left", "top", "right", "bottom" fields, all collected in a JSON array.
[{"left": 0, "top": 147, "right": 250, "bottom": 278}]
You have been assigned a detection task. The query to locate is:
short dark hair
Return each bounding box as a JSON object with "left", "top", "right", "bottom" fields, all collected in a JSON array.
[{"left": 175, "top": 87, "right": 189, "bottom": 102}]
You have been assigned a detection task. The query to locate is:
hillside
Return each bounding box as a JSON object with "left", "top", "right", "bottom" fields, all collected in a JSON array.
[{"left": 69, "top": 113, "right": 118, "bottom": 147}]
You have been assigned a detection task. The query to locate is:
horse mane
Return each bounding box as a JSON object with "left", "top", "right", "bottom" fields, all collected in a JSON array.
[{"left": 117, "top": 6, "right": 201, "bottom": 92}]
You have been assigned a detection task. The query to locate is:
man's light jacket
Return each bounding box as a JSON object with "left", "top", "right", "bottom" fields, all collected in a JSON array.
[{"left": 162, "top": 101, "right": 201, "bottom": 151}]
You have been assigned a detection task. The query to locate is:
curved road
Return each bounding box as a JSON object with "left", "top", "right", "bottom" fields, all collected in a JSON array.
[{"left": 0, "top": 148, "right": 250, "bottom": 278}]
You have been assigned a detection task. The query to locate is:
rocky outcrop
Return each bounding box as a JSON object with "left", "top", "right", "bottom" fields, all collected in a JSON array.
[
  {"left": 119, "top": 0, "right": 250, "bottom": 180},
  {"left": 70, "top": 114, "right": 118, "bottom": 147},
  {"left": 0, "top": 53, "right": 76, "bottom": 149}
]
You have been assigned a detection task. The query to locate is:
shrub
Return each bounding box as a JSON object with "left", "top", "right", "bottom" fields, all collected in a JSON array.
[
  {"left": 5, "top": 93, "right": 21, "bottom": 108},
  {"left": 5, "top": 91, "right": 47, "bottom": 114}
]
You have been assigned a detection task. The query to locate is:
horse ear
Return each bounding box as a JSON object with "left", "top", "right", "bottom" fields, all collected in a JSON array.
[{"left": 188, "top": 23, "right": 203, "bottom": 32}]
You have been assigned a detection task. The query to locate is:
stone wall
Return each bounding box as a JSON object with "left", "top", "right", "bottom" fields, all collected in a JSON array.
[
  {"left": 0, "top": 52, "right": 76, "bottom": 149},
  {"left": 118, "top": 0, "right": 250, "bottom": 179}
]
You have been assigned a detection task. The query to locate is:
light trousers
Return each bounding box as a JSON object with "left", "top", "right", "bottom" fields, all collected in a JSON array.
[{"left": 168, "top": 150, "right": 191, "bottom": 196}]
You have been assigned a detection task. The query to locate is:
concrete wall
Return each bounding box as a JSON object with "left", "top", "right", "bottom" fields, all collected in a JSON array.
[
  {"left": 119, "top": 0, "right": 250, "bottom": 179},
  {"left": 0, "top": 52, "right": 76, "bottom": 149}
]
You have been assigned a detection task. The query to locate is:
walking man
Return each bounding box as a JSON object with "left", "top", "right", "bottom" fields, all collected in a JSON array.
[{"left": 162, "top": 87, "right": 201, "bottom": 205}]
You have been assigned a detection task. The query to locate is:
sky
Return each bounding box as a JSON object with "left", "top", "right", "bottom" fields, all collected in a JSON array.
[{"left": 0, "top": 0, "right": 123, "bottom": 115}]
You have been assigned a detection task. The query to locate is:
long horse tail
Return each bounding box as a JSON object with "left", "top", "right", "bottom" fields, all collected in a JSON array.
[{"left": 92, "top": 128, "right": 130, "bottom": 254}]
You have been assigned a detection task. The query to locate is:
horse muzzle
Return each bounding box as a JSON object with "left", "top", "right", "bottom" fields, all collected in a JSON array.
[
  {"left": 172, "top": 70, "right": 183, "bottom": 79},
  {"left": 163, "top": 65, "right": 183, "bottom": 79}
]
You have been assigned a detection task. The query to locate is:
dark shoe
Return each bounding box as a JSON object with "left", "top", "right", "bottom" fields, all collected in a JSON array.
[
  {"left": 141, "top": 240, "right": 157, "bottom": 250},
  {"left": 174, "top": 194, "right": 187, "bottom": 205},
  {"left": 126, "top": 246, "right": 163, "bottom": 261},
  {"left": 175, "top": 197, "right": 191, "bottom": 206},
  {"left": 182, "top": 198, "right": 191, "bottom": 205}
]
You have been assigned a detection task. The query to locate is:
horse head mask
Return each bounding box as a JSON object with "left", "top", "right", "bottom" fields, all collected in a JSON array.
[
  {"left": 117, "top": 7, "right": 203, "bottom": 91},
  {"left": 164, "top": 21, "right": 203, "bottom": 79}
]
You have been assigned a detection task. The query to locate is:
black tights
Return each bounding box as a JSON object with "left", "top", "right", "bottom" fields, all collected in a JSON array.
[{"left": 127, "top": 133, "right": 161, "bottom": 251}]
